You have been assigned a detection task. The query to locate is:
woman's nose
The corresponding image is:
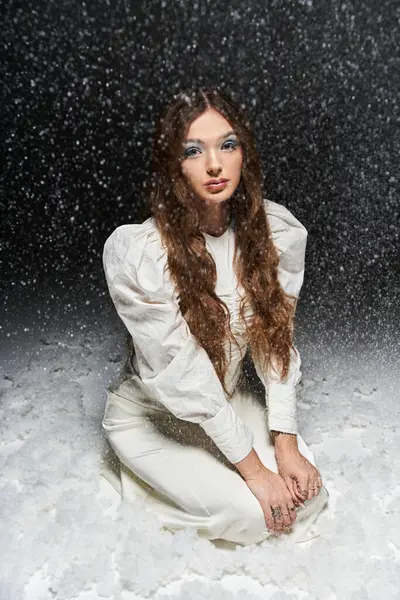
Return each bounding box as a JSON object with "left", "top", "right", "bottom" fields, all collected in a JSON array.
[
  {"left": 206, "top": 161, "right": 222, "bottom": 175},
  {"left": 206, "top": 150, "right": 222, "bottom": 174}
]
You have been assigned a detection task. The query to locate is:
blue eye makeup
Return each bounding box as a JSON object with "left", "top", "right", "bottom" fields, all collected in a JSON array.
[
  {"left": 183, "top": 137, "right": 239, "bottom": 158},
  {"left": 223, "top": 139, "right": 238, "bottom": 150}
]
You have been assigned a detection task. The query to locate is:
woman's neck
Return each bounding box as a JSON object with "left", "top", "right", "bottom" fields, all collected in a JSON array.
[{"left": 196, "top": 200, "right": 231, "bottom": 237}]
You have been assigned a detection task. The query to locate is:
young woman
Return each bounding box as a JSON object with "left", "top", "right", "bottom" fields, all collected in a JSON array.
[{"left": 100, "top": 87, "right": 329, "bottom": 546}]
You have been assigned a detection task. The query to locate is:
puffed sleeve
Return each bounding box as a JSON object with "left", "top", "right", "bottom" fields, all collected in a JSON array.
[
  {"left": 252, "top": 200, "right": 308, "bottom": 435},
  {"left": 102, "top": 221, "right": 254, "bottom": 464}
]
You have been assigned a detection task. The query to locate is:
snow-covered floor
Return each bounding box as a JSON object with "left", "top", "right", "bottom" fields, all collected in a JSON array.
[{"left": 1, "top": 283, "right": 399, "bottom": 599}]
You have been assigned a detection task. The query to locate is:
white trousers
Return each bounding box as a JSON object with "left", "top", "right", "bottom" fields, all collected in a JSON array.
[{"left": 101, "top": 380, "right": 329, "bottom": 546}]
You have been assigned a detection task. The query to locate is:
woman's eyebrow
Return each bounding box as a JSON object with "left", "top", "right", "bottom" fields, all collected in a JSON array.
[{"left": 183, "top": 130, "right": 236, "bottom": 144}]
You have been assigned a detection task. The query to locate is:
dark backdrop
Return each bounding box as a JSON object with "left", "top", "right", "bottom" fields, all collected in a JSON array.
[{"left": 1, "top": 0, "right": 399, "bottom": 353}]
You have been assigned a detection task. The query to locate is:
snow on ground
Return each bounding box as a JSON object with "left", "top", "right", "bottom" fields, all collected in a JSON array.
[{"left": 1, "top": 284, "right": 399, "bottom": 599}]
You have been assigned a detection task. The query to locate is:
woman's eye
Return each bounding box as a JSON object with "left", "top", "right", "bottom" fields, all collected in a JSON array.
[
  {"left": 223, "top": 140, "right": 238, "bottom": 151},
  {"left": 183, "top": 140, "right": 238, "bottom": 158},
  {"left": 184, "top": 147, "right": 200, "bottom": 158}
]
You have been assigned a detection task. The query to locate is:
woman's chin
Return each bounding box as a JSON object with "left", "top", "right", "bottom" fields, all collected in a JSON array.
[{"left": 199, "top": 187, "right": 237, "bottom": 204}]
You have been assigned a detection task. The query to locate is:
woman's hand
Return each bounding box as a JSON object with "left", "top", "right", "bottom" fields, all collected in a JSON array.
[
  {"left": 275, "top": 444, "right": 323, "bottom": 504},
  {"left": 244, "top": 465, "right": 298, "bottom": 534}
]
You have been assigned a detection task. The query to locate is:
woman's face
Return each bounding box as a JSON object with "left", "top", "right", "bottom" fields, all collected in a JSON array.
[{"left": 180, "top": 108, "right": 243, "bottom": 205}]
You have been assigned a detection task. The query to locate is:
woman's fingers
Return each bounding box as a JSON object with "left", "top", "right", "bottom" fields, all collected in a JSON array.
[
  {"left": 275, "top": 503, "right": 292, "bottom": 530},
  {"left": 310, "top": 474, "right": 322, "bottom": 498},
  {"left": 307, "top": 483, "right": 315, "bottom": 501},
  {"left": 309, "top": 468, "right": 322, "bottom": 499},
  {"left": 313, "top": 481, "right": 320, "bottom": 498},
  {"left": 295, "top": 476, "right": 309, "bottom": 502},
  {"left": 268, "top": 501, "right": 293, "bottom": 533},
  {"left": 284, "top": 507, "right": 296, "bottom": 529},
  {"left": 290, "top": 478, "right": 300, "bottom": 506},
  {"left": 272, "top": 506, "right": 285, "bottom": 532},
  {"left": 291, "top": 476, "right": 305, "bottom": 504},
  {"left": 295, "top": 469, "right": 323, "bottom": 501},
  {"left": 262, "top": 475, "right": 312, "bottom": 534},
  {"left": 264, "top": 506, "right": 276, "bottom": 532},
  {"left": 281, "top": 475, "right": 297, "bottom": 506}
]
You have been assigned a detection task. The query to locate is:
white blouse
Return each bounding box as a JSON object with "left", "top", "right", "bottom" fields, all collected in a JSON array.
[{"left": 102, "top": 199, "right": 308, "bottom": 465}]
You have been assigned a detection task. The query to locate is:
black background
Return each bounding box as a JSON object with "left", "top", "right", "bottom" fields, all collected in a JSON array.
[{"left": 1, "top": 0, "right": 399, "bottom": 358}]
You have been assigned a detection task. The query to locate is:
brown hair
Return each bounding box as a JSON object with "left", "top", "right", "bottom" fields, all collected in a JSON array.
[{"left": 141, "top": 86, "right": 297, "bottom": 398}]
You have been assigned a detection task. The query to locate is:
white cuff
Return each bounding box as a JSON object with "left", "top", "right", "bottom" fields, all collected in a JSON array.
[
  {"left": 267, "top": 383, "right": 297, "bottom": 434},
  {"left": 200, "top": 402, "right": 254, "bottom": 464}
]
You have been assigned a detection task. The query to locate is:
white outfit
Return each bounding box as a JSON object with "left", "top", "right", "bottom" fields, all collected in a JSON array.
[{"left": 100, "top": 199, "right": 329, "bottom": 545}]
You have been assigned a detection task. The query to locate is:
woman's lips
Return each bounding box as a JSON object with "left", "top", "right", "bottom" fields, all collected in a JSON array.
[{"left": 205, "top": 180, "right": 229, "bottom": 191}]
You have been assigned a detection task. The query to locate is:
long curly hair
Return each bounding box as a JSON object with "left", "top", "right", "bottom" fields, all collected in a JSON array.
[{"left": 137, "top": 86, "right": 297, "bottom": 398}]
